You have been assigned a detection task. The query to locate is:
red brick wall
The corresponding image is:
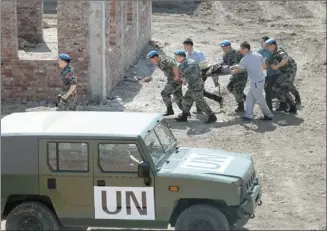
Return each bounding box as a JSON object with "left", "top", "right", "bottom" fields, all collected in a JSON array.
[{"left": 1, "top": 0, "right": 152, "bottom": 102}]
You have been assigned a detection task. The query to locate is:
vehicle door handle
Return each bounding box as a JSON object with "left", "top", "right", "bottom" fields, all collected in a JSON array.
[{"left": 97, "top": 180, "right": 105, "bottom": 186}]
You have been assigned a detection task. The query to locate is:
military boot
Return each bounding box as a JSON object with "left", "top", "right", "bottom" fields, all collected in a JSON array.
[
  {"left": 163, "top": 106, "right": 174, "bottom": 116},
  {"left": 295, "top": 94, "right": 301, "bottom": 106},
  {"left": 175, "top": 112, "right": 189, "bottom": 122},
  {"left": 205, "top": 114, "right": 217, "bottom": 124},
  {"left": 275, "top": 102, "right": 288, "bottom": 112},
  {"left": 235, "top": 102, "right": 244, "bottom": 113}
]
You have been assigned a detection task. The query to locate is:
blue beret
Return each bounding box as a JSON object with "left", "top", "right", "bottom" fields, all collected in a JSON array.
[
  {"left": 58, "top": 53, "right": 71, "bottom": 61},
  {"left": 174, "top": 50, "right": 186, "bottom": 56},
  {"left": 147, "top": 50, "right": 159, "bottom": 58},
  {"left": 220, "top": 40, "right": 231, "bottom": 47},
  {"left": 265, "top": 38, "right": 277, "bottom": 45}
]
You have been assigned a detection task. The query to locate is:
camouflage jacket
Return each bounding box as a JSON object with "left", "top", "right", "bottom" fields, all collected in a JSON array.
[
  {"left": 222, "top": 49, "right": 247, "bottom": 78},
  {"left": 60, "top": 64, "right": 77, "bottom": 99},
  {"left": 266, "top": 47, "right": 297, "bottom": 73},
  {"left": 178, "top": 58, "right": 203, "bottom": 91},
  {"left": 157, "top": 56, "right": 179, "bottom": 82}
]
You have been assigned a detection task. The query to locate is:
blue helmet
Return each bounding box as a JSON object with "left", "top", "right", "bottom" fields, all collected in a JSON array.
[
  {"left": 265, "top": 38, "right": 277, "bottom": 45},
  {"left": 147, "top": 50, "right": 159, "bottom": 58},
  {"left": 174, "top": 50, "right": 186, "bottom": 56},
  {"left": 220, "top": 40, "right": 231, "bottom": 47},
  {"left": 58, "top": 53, "right": 71, "bottom": 62}
]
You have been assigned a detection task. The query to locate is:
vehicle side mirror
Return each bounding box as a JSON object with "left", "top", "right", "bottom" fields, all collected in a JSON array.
[{"left": 138, "top": 162, "right": 150, "bottom": 178}]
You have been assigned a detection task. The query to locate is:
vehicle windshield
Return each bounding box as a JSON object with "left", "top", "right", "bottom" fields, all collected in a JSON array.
[{"left": 144, "top": 120, "right": 176, "bottom": 167}]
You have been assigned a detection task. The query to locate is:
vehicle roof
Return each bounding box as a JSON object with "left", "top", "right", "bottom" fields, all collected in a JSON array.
[{"left": 1, "top": 111, "right": 163, "bottom": 138}]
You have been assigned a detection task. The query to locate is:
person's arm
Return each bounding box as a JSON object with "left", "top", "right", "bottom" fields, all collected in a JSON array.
[
  {"left": 261, "top": 55, "right": 267, "bottom": 70},
  {"left": 271, "top": 50, "right": 289, "bottom": 70},
  {"left": 198, "top": 51, "right": 206, "bottom": 62},
  {"left": 61, "top": 70, "right": 77, "bottom": 100},
  {"left": 230, "top": 57, "right": 246, "bottom": 75},
  {"left": 130, "top": 155, "right": 143, "bottom": 165}
]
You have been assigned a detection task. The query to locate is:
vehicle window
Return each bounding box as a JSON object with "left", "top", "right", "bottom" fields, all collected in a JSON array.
[
  {"left": 47, "top": 142, "right": 88, "bottom": 172},
  {"left": 144, "top": 121, "right": 176, "bottom": 166},
  {"left": 144, "top": 130, "right": 165, "bottom": 165},
  {"left": 98, "top": 143, "right": 143, "bottom": 172}
]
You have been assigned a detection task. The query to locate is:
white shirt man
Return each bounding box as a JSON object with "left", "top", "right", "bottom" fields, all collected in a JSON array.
[
  {"left": 183, "top": 38, "right": 208, "bottom": 69},
  {"left": 231, "top": 41, "right": 273, "bottom": 121}
]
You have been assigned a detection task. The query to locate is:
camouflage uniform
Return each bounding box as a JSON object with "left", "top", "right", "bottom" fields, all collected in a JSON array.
[
  {"left": 224, "top": 49, "right": 248, "bottom": 104},
  {"left": 178, "top": 58, "right": 214, "bottom": 116},
  {"left": 267, "top": 47, "right": 299, "bottom": 106},
  {"left": 157, "top": 57, "right": 183, "bottom": 110},
  {"left": 57, "top": 65, "right": 77, "bottom": 111}
]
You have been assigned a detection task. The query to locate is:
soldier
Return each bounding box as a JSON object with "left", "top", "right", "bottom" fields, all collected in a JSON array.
[
  {"left": 220, "top": 40, "right": 248, "bottom": 112},
  {"left": 56, "top": 53, "right": 78, "bottom": 111},
  {"left": 147, "top": 50, "right": 183, "bottom": 116},
  {"left": 265, "top": 38, "right": 299, "bottom": 113},
  {"left": 183, "top": 38, "right": 224, "bottom": 113},
  {"left": 173, "top": 50, "right": 217, "bottom": 124}
]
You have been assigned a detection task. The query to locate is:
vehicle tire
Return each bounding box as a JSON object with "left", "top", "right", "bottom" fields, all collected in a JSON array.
[
  {"left": 5, "top": 201, "right": 60, "bottom": 231},
  {"left": 175, "top": 204, "right": 229, "bottom": 230}
]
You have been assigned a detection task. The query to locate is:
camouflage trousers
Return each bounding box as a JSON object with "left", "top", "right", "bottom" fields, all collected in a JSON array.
[
  {"left": 56, "top": 97, "right": 77, "bottom": 111},
  {"left": 182, "top": 85, "right": 214, "bottom": 115},
  {"left": 161, "top": 81, "right": 183, "bottom": 110},
  {"left": 227, "top": 75, "right": 248, "bottom": 103},
  {"left": 273, "top": 70, "right": 297, "bottom": 104}
]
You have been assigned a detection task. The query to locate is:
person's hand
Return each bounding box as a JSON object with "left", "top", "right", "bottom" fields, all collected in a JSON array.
[
  {"left": 271, "top": 64, "right": 279, "bottom": 70},
  {"left": 230, "top": 69, "right": 237, "bottom": 75},
  {"left": 61, "top": 94, "right": 68, "bottom": 100}
]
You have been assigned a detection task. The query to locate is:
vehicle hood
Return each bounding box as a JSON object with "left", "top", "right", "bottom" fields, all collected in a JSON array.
[{"left": 158, "top": 147, "right": 254, "bottom": 181}]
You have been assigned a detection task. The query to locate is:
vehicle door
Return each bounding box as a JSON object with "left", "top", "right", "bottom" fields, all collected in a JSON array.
[
  {"left": 38, "top": 139, "right": 94, "bottom": 222},
  {"left": 92, "top": 140, "right": 156, "bottom": 228}
]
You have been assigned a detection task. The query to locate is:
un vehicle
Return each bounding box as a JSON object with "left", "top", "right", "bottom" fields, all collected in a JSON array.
[{"left": 1, "top": 111, "right": 262, "bottom": 230}]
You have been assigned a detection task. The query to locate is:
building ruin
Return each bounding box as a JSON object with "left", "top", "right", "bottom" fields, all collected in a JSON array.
[{"left": 1, "top": 0, "right": 152, "bottom": 103}]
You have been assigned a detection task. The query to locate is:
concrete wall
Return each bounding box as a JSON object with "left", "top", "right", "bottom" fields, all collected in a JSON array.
[{"left": 1, "top": 0, "right": 152, "bottom": 103}]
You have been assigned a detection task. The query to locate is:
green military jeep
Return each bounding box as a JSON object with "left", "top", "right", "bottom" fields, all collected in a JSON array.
[{"left": 1, "top": 111, "right": 262, "bottom": 230}]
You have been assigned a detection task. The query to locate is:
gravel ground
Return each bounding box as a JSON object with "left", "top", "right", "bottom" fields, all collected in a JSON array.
[{"left": 1, "top": 1, "right": 326, "bottom": 230}]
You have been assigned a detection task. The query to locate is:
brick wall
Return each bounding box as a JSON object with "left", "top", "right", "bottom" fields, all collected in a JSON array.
[
  {"left": 16, "top": 0, "right": 43, "bottom": 44},
  {"left": 1, "top": 0, "right": 152, "bottom": 102}
]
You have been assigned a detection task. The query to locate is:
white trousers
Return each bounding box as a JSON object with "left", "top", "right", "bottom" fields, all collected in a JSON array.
[{"left": 244, "top": 79, "right": 273, "bottom": 119}]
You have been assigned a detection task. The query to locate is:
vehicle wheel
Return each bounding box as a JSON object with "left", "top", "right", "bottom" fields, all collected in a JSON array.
[
  {"left": 6, "top": 201, "right": 60, "bottom": 231},
  {"left": 175, "top": 204, "right": 229, "bottom": 230}
]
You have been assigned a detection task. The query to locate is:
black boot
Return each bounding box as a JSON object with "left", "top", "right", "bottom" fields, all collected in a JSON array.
[
  {"left": 295, "top": 94, "right": 301, "bottom": 106},
  {"left": 243, "top": 94, "right": 247, "bottom": 101},
  {"left": 205, "top": 114, "right": 217, "bottom": 124},
  {"left": 235, "top": 102, "right": 244, "bottom": 113},
  {"left": 275, "top": 102, "right": 288, "bottom": 112},
  {"left": 163, "top": 106, "right": 174, "bottom": 116},
  {"left": 175, "top": 112, "right": 189, "bottom": 122},
  {"left": 288, "top": 104, "right": 297, "bottom": 114}
]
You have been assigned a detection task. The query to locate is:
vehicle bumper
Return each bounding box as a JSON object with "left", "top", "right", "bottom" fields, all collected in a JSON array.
[{"left": 234, "top": 178, "right": 262, "bottom": 228}]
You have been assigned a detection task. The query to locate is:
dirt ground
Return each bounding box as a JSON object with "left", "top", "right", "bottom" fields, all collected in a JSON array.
[{"left": 1, "top": 1, "right": 326, "bottom": 230}]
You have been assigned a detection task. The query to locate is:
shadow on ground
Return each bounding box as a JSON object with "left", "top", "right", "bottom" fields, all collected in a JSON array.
[
  {"left": 152, "top": 1, "right": 201, "bottom": 15},
  {"left": 75, "top": 43, "right": 167, "bottom": 112},
  {"left": 165, "top": 112, "right": 304, "bottom": 136}
]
